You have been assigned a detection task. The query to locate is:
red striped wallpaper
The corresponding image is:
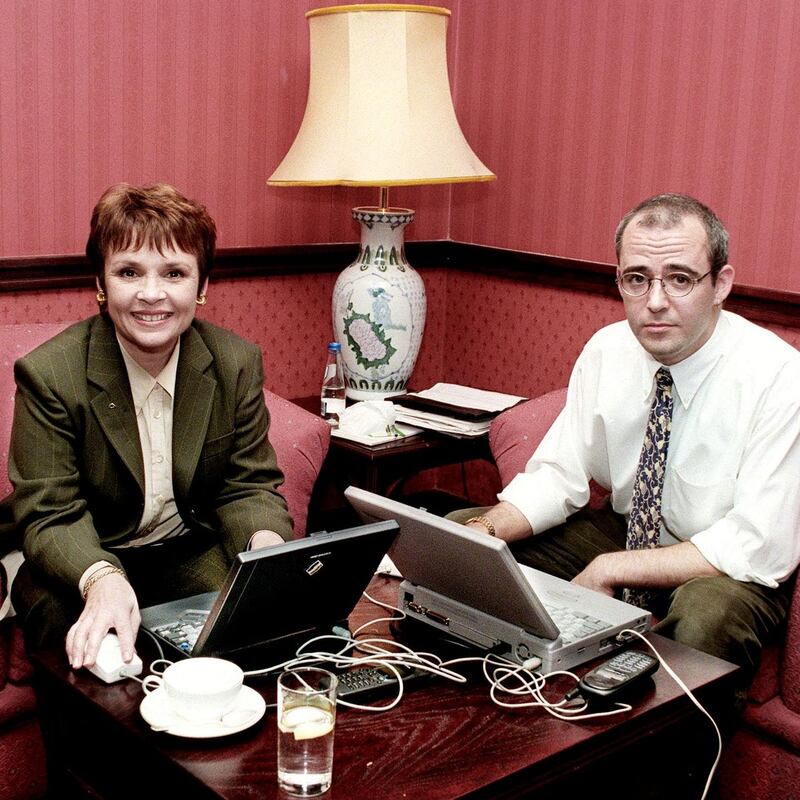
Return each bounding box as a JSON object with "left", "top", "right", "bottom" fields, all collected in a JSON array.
[
  {"left": 4, "top": 1, "right": 799, "bottom": 294},
  {"left": 2, "top": 0, "right": 800, "bottom": 406},
  {"left": 450, "top": 0, "right": 800, "bottom": 293},
  {"left": 0, "top": 0, "right": 452, "bottom": 258}
]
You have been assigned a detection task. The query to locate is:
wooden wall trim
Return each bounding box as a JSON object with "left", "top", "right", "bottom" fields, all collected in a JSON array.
[
  {"left": 0, "top": 246, "right": 360, "bottom": 292},
  {"left": 441, "top": 243, "right": 800, "bottom": 328},
  {"left": 2, "top": 242, "right": 798, "bottom": 328}
]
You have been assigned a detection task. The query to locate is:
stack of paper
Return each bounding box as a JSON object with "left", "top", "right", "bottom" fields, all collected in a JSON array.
[{"left": 390, "top": 383, "right": 526, "bottom": 438}]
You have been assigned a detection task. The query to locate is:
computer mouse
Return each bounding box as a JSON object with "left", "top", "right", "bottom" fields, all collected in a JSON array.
[{"left": 86, "top": 632, "right": 143, "bottom": 683}]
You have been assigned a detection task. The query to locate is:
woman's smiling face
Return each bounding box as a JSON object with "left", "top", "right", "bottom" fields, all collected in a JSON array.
[{"left": 99, "top": 244, "right": 207, "bottom": 376}]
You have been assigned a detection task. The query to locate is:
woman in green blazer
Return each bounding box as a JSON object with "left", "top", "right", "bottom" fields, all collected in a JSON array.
[{"left": 9, "top": 184, "right": 293, "bottom": 670}]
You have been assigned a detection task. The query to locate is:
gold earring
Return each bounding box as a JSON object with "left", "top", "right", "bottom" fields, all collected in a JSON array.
[
  {"left": 96, "top": 289, "right": 106, "bottom": 304},
  {"left": 196, "top": 294, "right": 207, "bottom": 306}
]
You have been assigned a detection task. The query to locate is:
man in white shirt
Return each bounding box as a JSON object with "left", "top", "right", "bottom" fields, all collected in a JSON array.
[{"left": 459, "top": 194, "right": 800, "bottom": 681}]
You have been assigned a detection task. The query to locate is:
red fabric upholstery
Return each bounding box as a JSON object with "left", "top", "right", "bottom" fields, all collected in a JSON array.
[
  {"left": 781, "top": 576, "right": 800, "bottom": 712},
  {"left": 0, "top": 713, "right": 47, "bottom": 800},
  {"left": 490, "top": 386, "right": 800, "bottom": 799},
  {"left": 489, "top": 388, "right": 607, "bottom": 508},
  {"left": 717, "top": 727, "right": 800, "bottom": 799},
  {"left": 0, "top": 321, "right": 330, "bottom": 800},
  {"left": 0, "top": 323, "right": 71, "bottom": 499},
  {"left": 718, "top": 546, "right": 800, "bottom": 798},
  {"left": 263, "top": 389, "right": 330, "bottom": 538},
  {"left": 489, "top": 388, "right": 567, "bottom": 486}
]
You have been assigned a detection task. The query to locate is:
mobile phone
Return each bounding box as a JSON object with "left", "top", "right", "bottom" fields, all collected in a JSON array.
[{"left": 578, "top": 650, "right": 659, "bottom": 703}]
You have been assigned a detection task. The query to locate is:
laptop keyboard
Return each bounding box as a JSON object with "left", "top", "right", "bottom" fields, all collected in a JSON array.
[
  {"left": 543, "top": 604, "right": 611, "bottom": 644},
  {"left": 153, "top": 610, "right": 210, "bottom": 654}
]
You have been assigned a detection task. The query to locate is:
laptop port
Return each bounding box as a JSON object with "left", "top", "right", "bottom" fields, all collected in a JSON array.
[
  {"left": 407, "top": 601, "right": 427, "bottom": 615},
  {"left": 424, "top": 609, "right": 450, "bottom": 626}
]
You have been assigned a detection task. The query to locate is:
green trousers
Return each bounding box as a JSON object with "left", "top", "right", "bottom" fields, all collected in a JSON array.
[{"left": 447, "top": 504, "right": 791, "bottom": 684}]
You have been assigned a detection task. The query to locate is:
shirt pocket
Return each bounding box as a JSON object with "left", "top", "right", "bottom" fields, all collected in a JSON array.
[{"left": 663, "top": 467, "right": 736, "bottom": 539}]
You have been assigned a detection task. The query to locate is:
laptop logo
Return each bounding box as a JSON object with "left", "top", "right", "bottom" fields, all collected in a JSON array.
[{"left": 306, "top": 559, "right": 324, "bottom": 576}]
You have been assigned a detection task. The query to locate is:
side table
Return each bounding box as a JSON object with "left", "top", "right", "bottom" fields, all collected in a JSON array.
[{"left": 290, "top": 396, "right": 494, "bottom": 531}]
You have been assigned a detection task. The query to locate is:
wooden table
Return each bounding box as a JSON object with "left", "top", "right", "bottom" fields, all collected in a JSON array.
[
  {"left": 32, "top": 576, "right": 738, "bottom": 799},
  {"left": 292, "top": 396, "right": 494, "bottom": 531}
]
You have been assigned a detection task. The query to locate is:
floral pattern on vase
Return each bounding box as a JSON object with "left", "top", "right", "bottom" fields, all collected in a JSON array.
[{"left": 333, "top": 208, "right": 426, "bottom": 400}]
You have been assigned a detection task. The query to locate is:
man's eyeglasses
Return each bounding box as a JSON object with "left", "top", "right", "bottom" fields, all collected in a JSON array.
[{"left": 616, "top": 270, "right": 712, "bottom": 298}]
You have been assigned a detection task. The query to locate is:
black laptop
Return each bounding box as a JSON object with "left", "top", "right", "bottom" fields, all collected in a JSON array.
[{"left": 139, "top": 521, "right": 398, "bottom": 670}]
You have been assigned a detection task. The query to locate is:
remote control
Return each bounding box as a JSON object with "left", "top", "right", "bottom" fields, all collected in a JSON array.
[
  {"left": 337, "top": 664, "right": 427, "bottom": 700},
  {"left": 578, "top": 649, "right": 659, "bottom": 703}
]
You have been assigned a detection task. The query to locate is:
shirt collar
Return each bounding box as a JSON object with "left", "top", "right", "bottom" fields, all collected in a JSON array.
[
  {"left": 636, "top": 312, "right": 729, "bottom": 408},
  {"left": 117, "top": 337, "right": 180, "bottom": 412}
]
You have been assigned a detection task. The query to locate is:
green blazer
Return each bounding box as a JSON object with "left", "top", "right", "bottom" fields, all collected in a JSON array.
[{"left": 9, "top": 314, "right": 293, "bottom": 589}]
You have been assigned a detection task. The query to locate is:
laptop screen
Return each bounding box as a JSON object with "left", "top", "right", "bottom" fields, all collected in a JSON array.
[{"left": 193, "top": 520, "right": 399, "bottom": 660}]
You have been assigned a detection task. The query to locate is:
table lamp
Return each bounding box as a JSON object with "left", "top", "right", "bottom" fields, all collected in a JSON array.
[{"left": 268, "top": 4, "right": 494, "bottom": 400}]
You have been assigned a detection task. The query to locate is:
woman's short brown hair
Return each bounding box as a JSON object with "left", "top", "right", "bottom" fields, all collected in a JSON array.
[{"left": 86, "top": 183, "right": 217, "bottom": 285}]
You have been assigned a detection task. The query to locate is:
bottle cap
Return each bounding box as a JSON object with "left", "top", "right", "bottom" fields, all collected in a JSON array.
[{"left": 327, "top": 342, "right": 342, "bottom": 352}]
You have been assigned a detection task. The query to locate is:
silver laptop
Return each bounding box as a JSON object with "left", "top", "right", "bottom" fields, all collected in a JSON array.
[
  {"left": 345, "top": 487, "right": 651, "bottom": 672},
  {"left": 140, "top": 521, "right": 398, "bottom": 670}
]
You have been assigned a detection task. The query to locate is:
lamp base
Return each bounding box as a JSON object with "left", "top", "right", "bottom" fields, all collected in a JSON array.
[{"left": 332, "top": 207, "right": 426, "bottom": 400}]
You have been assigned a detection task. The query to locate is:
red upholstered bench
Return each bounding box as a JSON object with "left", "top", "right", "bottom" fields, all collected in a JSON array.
[
  {"left": 489, "top": 388, "right": 800, "bottom": 800},
  {"left": 0, "top": 322, "right": 330, "bottom": 800}
]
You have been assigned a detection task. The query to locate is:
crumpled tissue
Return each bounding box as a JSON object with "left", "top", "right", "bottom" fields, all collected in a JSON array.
[{"left": 337, "top": 401, "right": 403, "bottom": 438}]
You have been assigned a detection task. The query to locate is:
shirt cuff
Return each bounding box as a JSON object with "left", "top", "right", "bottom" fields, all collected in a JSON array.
[
  {"left": 78, "top": 560, "right": 114, "bottom": 596},
  {"left": 498, "top": 472, "right": 571, "bottom": 536},
  {"left": 690, "top": 527, "right": 777, "bottom": 588}
]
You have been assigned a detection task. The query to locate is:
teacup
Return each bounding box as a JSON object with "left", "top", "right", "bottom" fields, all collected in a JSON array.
[{"left": 142, "top": 657, "right": 243, "bottom": 724}]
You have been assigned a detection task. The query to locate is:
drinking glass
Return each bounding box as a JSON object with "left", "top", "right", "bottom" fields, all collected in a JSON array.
[{"left": 277, "top": 667, "right": 338, "bottom": 796}]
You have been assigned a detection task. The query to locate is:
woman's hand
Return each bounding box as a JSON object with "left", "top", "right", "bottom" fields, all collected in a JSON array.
[
  {"left": 250, "top": 529, "right": 286, "bottom": 550},
  {"left": 66, "top": 573, "right": 141, "bottom": 669}
]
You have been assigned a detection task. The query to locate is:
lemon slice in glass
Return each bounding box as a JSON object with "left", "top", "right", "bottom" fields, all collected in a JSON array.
[{"left": 279, "top": 705, "right": 334, "bottom": 741}]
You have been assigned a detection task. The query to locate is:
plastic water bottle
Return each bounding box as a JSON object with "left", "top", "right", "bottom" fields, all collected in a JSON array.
[{"left": 320, "top": 342, "right": 346, "bottom": 426}]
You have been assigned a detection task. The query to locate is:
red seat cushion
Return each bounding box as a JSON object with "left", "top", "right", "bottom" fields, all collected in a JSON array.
[
  {"left": 263, "top": 390, "right": 330, "bottom": 538},
  {"left": 489, "top": 388, "right": 609, "bottom": 507},
  {"left": 489, "top": 388, "right": 567, "bottom": 487}
]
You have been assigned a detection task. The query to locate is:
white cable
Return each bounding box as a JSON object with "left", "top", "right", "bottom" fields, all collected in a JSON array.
[
  {"left": 484, "top": 660, "right": 633, "bottom": 721},
  {"left": 139, "top": 626, "right": 166, "bottom": 661},
  {"left": 238, "top": 588, "right": 720, "bottom": 783},
  {"left": 618, "top": 629, "right": 722, "bottom": 800},
  {"left": 351, "top": 588, "right": 407, "bottom": 637}
]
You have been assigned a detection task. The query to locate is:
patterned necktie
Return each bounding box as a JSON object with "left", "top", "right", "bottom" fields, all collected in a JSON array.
[{"left": 624, "top": 367, "right": 674, "bottom": 607}]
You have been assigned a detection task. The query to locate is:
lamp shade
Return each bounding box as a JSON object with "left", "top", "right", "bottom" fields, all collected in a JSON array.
[{"left": 268, "top": 4, "right": 495, "bottom": 186}]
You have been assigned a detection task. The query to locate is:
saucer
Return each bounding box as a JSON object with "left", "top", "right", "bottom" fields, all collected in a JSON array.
[{"left": 140, "top": 685, "right": 266, "bottom": 738}]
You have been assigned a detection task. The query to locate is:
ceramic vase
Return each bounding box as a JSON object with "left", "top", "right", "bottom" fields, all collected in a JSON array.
[{"left": 332, "top": 207, "right": 426, "bottom": 400}]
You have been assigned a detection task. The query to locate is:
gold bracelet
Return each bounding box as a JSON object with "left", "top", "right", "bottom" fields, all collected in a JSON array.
[
  {"left": 465, "top": 515, "right": 496, "bottom": 537},
  {"left": 81, "top": 566, "right": 126, "bottom": 601}
]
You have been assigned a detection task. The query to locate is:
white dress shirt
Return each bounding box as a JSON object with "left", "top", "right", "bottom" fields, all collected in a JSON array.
[
  {"left": 115, "top": 340, "right": 188, "bottom": 545},
  {"left": 499, "top": 311, "right": 800, "bottom": 587}
]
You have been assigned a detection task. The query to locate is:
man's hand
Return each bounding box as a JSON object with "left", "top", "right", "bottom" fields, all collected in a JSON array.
[
  {"left": 572, "top": 553, "right": 619, "bottom": 596},
  {"left": 66, "top": 573, "right": 140, "bottom": 670},
  {"left": 250, "top": 529, "right": 286, "bottom": 550}
]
